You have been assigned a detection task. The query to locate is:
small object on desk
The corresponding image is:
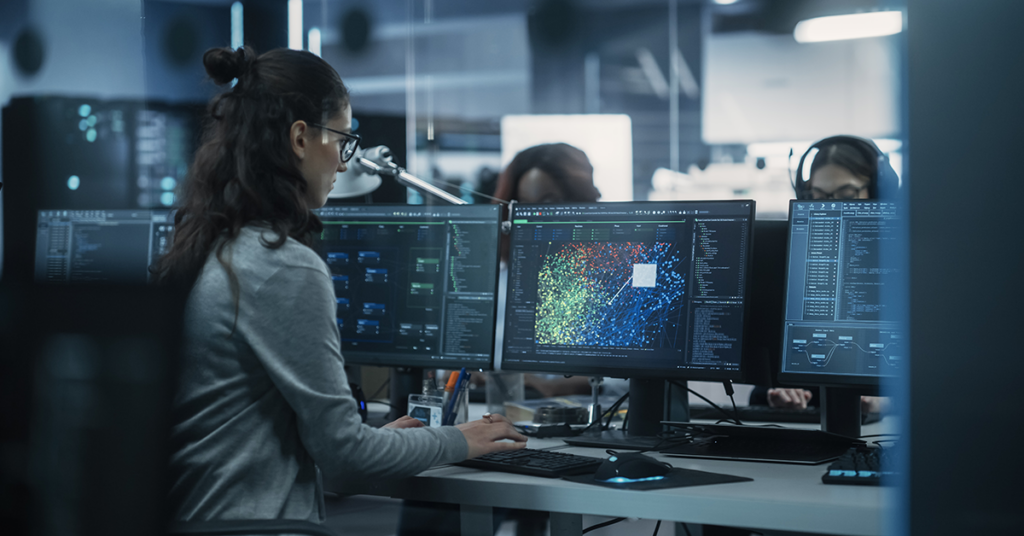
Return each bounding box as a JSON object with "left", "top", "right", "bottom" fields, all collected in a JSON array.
[
  {"left": 408, "top": 394, "right": 444, "bottom": 427},
  {"left": 659, "top": 423, "right": 864, "bottom": 465},
  {"left": 457, "top": 448, "right": 604, "bottom": 478},
  {"left": 504, "top": 394, "right": 622, "bottom": 424},
  {"left": 593, "top": 451, "right": 672, "bottom": 482},
  {"left": 533, "top": 406, "right": 589, "bottom": 425},
  {"left": 689, "top": 403, "right": 882, "bottom": 425},
  {"left": 518, "top": 423, "right": 577, "bottom": 438},
  {"left": 822, "top": 445, "right": 895, "bottom": 486}
]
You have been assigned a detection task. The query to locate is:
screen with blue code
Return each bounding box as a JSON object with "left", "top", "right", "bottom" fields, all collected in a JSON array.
[
  {"left": 313, "top": 204, "right": 501, "bottom": 369},
  {"left": 34, "top": 209, "right": 174, "bottom": 284},
  {"left": 780, "top": 200, "right": 903, "bottom": 386}
]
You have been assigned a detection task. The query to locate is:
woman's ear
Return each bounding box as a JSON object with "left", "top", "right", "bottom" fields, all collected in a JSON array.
[{"left": 290, "top": 120, "right": 309, "bottom": 160}]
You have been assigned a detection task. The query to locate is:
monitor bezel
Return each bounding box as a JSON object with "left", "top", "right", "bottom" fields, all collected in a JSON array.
[
  {"left": 776, "top": 199, "right": 899, "bottom": 390},
  {"left": 499, "top": 199, "right": 755, "bottom": 381},
  {"left": 314, "top": 203, "right": 502, "bottom": 371}
]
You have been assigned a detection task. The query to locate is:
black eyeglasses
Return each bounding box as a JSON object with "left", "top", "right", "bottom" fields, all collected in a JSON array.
[
  {"left": 811, "top": 184, "right": 867, "bottom": 200},
  {"left": 312, "top": 123, "right": 361, "bottom": 163}
]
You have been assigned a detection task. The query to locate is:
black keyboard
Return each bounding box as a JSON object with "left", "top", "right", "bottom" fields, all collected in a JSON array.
[
  {"left": 690, "top": 404, "right": 881, "bottom": 425},
  {"left": 457, "top": 448, "right": 604, "bottom": 478},
  {"left": 822, "top": 445, "right": 897, "bottom": 486}
]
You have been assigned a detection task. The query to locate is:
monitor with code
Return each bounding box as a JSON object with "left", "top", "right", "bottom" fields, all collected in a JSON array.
[
  {"left": 500, "top": 200, "right": 754, "bottom": 380},
  {"left": 313, "top": 204, "right": 502, "bottom": 369},
  {"left": 34, "top": 209, "right": 174, "bottom": 284},
  {"left": 779, "top": 200, "right": 903, "bottom": 387}
]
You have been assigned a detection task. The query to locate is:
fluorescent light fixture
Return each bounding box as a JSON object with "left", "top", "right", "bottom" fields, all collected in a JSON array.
[
  {"left": 288, "top": 0, "right": 303, "bottom": 50},
  {"left": 308, "top": 28, "right": 321, "bottom": 57},
  {"left": 794, "top": 11, "right": 903, "bottom": 43},
  {"left": 746, "top": 138, "right": 902, "bottom": 157},
  {"left": 230, "top": 2, "right": 243, "bottom": 49},
  {"left": 714, "top": 0, "right": 740, "bottom": 5}
]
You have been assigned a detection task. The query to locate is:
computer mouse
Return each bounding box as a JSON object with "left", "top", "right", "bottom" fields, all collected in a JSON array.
[{"left": 593, "top": 451, "right": 672, "bottom": 482}]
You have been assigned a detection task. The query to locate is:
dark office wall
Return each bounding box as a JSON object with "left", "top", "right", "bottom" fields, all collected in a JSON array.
[
  {"left": 243, "top": 0, "right": 288, "bottom": 55},
  {"left": 143, "top": 0, "right": 231, "bottom": 103},
  {"left": 907, "top": 1, "right": 1024, "bottom": 534},
  {"left": 529, "top": 4, "right": 704, "bottom": 200}
]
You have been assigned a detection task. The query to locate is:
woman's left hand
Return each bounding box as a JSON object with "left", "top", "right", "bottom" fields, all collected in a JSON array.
[{"left": 383, "top": 415, "right": 426, "bottom": 429}]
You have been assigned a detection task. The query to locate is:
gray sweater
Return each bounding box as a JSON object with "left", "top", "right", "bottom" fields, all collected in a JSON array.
[{"left": 168, "top": 226, "right": 468, "bottom": 523}]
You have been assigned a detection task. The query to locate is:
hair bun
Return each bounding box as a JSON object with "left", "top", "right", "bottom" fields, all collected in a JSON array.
[{"left": 203, "top": 46, "right": 256, "bottom": 86}]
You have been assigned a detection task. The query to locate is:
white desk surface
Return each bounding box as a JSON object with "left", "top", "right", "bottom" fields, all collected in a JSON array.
[{"left": 337, "top": 412, "right": 896, "bottom": 536}]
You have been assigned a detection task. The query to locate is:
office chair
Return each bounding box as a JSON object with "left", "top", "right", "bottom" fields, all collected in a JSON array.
[{"left": 166, "top": 519, "right": 338, "bottom": 536}]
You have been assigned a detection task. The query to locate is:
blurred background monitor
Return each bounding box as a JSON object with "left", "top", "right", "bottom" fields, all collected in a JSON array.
[
  {"left": 34, "top": 209, "right": 173, "bottom": 284},
  {"left": 2, "top": 96, "right": 203, "bottom": 211}
]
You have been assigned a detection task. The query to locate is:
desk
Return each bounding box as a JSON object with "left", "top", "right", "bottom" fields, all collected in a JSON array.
[{"left": 333, "top": 418, "right": 894, "bottom": 536}]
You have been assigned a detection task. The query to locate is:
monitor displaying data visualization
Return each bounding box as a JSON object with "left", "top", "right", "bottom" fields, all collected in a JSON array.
[
  {"left": 780, "top": 200, "right": 903, "bottom": 387},
  {"left": 313, "top": 204, "right": 502, "bottom": 369},
  {"left": 501, "top": 201, "right": 754, "bottom": 380},
  {"left": 34, "top": 209, "right": 174, "bottom": 284}
]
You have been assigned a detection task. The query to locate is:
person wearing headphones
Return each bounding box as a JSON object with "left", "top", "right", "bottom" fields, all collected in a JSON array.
[
  {"left": 157, "top": 46, "right": 527, "bottom": 527},
  {"left": 753, "top": 135, "right": 896, "bottom": 412}
]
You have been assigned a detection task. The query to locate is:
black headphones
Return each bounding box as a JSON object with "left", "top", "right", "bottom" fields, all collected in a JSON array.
[{"left": 792, "top": 135, "right": 900, "bottom": 200}]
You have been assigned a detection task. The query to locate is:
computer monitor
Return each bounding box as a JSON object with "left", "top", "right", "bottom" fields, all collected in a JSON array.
[
  {"left": 501, "top": 200, "right": 755, "bottom": 441},
  {"left": 33, "top": 209, "right": 174, "bottom": 284},
  {"left": 312, "top": 204, "right": 502, "bottom": 418},
  {"left": 780, "top": 199, "right": 903, "bottom": 436}
]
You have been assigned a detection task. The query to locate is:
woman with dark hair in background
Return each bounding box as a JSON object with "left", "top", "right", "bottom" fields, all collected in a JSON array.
[
  {"left": 798, "top": 141, "right": 876, "bottom": 201},
  {"left": 491, "top": 143, "right": 606, "bottom": 399},
  {"left": 157, "top": 46, "right": 526, "bottom": 527},
  {"left": 492, "top": 143, "right": 602, "bottom": 265}
]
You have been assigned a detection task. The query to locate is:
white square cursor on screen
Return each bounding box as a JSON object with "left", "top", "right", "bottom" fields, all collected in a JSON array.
[{"left": 632, "top": 264, "right": 657, "bottom": 287}]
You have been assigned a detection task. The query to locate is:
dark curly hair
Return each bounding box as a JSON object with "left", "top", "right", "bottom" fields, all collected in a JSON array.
[
  {"left": 493, "top": 143, "right": 600, "bottom": 205},
  {"left": 152, "top": 46, "right": 350, "bottom": 292},
  {"left": 493, "top": 143, "right": 601, "bottom": 261}
]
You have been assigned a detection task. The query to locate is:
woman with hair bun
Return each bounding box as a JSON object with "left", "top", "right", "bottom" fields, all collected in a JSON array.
[{"left": 159, "top": 46, "right": 526, "bottom": 525}]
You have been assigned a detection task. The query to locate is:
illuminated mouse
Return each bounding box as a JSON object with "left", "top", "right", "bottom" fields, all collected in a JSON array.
[{"left": 593, "top": 451, "right": 672, "bottom": 483}]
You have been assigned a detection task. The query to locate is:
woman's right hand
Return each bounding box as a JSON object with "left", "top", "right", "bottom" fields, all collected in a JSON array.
[
  {"left": 456, "top": 413, "right": 528, "bottom": 459},
  {"left": 767, "top": 388, "right": 814, "bottom": 409}
]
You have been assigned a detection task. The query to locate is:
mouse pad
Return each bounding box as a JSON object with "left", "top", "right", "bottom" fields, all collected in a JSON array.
[{"left": 562, "top": 467, "right": 752, "bottom": 491}]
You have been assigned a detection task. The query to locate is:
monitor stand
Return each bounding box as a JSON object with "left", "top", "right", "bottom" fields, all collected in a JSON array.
[
  {"left": 564, "top": 379, "right": 690, "bottom": 451},
  {"left": 820, "top": 387, "right": 863, "bottom": 438},
  {"left": 387, "top": 367, "right": 424, "bottom": 421}
]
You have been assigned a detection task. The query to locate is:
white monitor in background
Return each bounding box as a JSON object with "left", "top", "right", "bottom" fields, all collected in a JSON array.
[{"left": 500, "top": 114, "right": 633, "bottom": 202}]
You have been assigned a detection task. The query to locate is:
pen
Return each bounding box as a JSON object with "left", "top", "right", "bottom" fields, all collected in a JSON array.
[
  {"left": 445, "top": 368, "right": 467, "bottom": 425},
  {"left": 442, "top": 371, "right": 459, "bottom": 420}
]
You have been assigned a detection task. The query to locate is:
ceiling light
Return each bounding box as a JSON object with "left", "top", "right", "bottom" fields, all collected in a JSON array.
[
  {"left": 794, "top": 11, "right": 903, "bottom": 43},
  {"left": 288, "top": 0, "right": 303, "bottom": 50}
]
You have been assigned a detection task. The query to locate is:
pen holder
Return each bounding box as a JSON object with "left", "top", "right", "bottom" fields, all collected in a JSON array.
[{"left": 444, "top": 381, "right": 470, "bottom": 426}]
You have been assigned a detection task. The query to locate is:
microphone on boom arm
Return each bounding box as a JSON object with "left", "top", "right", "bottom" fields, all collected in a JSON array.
[{"left": 354, "top": 145, "right": 515, "bottom": 235}]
